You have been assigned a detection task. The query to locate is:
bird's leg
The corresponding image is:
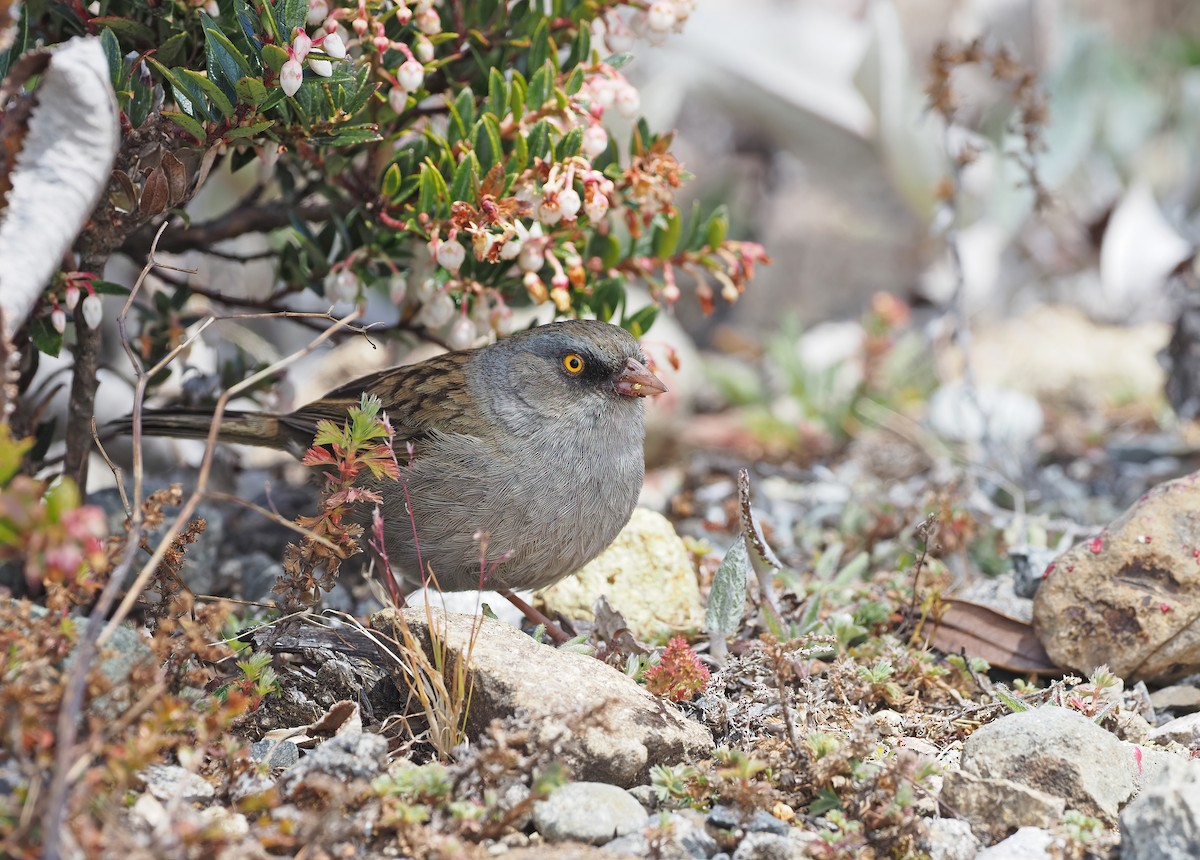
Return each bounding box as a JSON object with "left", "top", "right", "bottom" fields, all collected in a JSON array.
[{"left": 498, "top": 588, "right": 570, "bottom": 645}]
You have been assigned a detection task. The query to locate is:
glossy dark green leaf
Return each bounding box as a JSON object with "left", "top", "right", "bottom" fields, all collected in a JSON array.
[
  {"left": 509, "top": 70, "right": 527, "bottom": 120},
  {"left": 651, "top": 211, "right": 683, "bottom": 259},
  {"left": 382, "top": 163, "right": 402, "bottom": 198},
  {"left": 486, "top": 67, "right": 507, "bottom": 119},
  {"left": 235, "top": 75, "right": 269, "bottom": 108},
  {"left": 92, "top": 17, "right": 156, "bottom": 47},
  {"left": 162, "top": 111, "right": 207, "bottom": 143},
  {"left": 99, "top": 27, "right": 123, "bottom": 90},
  {"left": 527, "top": 17, "right": 549, "bottom": 70},
  {"left": 624, "top": 303, "right": 658, "bottom": 339},
  {"left": 181, "top": 68, "right": 235, "bottom": 118},
  {"left": 559, "top": 126, "right": 582, "bottom": 158},
  {"left": 157, "top": 32, "right": 189, "bottom": 68},
  {"left": 474, "top": 114, "right": 503, "bottom": 174},
  {"left": 29, "top": 318, "right": 63, "bottom": 359},
  {"left": 449, "top": 153, "right": 479, "bottom": 204},
  {"left": 224, "top": 119, "right": 274, "bottom": 139},
  {"left": 0, "top": 4, "right": 28, "bottom": 82},
  {"left": 527, "top": 119, "right": 551, "bottom": 160}
]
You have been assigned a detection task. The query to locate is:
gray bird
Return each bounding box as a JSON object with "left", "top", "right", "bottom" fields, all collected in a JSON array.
[{"left": 120, "top": 319, "right": 667, "bottom": 596}]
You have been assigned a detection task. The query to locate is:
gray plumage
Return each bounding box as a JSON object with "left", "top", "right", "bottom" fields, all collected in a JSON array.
[{"left": 119, "top": 319, "right": 666, "bottom": 593}]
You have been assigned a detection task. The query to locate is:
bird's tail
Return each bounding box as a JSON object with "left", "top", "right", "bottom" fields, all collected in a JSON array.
[{"left": 109, "top": 409, "right": 293, "bottom": 450}]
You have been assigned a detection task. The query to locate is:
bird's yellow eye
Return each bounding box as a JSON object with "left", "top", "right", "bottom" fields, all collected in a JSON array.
[{"left": 563, "top": 353, "right": 585, "bottom": 375}]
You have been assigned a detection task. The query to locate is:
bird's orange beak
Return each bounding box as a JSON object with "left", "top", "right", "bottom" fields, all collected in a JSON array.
[{"left": 614, "top": 357, "right": 668, "bottom": 398}]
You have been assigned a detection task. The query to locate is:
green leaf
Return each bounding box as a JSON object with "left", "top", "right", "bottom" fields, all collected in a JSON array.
[
  {"left": 382, "top": 162, "right": 402, "bottom": 198},
  {"left": 594, "top": 233, "right": 621, "bottom": 270},
  {"left": 148, "top": 58, "right": 212, "bottom": 121},
  {"left": 559, "top": 126, "right": 582, "bottom": 158},
  {"left": 565, "top": 22, "right": 590, "bottom": 69},
  {"left": 158, "top": 31, "right": 189, "bottom": 67},
  {"left": 474, "top": 114, "right": 503, "bottom": 174},
  {"left": 528, "top": 17, "right": 549, "bottom": 70},
  {"left": 223, "top": 119, "right": 275, "bottom": 139},
  {"left": 705, "top": 536, "right": 748, "bottom": 638},
  {"left": 445, "top": 100, "right": 468, "bottom": 146},
  {"left": 201, "top": 12, "right": 253, "bottom": 99},
  {"left": 276, "top": 0, "right": 308, "bottom": 36},
  {"left": 564, "top": 64, "right": 584, "bottom": 96},
  {"left": 527, "top": 62, "right": 552, "bottom": 110},
  {"left": 526, "top": 119, "right": 552, "bottom": 161},
  {"left": 180, "top": 68, "right": 235, "bottom": 119},
  {"left": 590, "top": 276, "right": 623, "bottom": 321},
  {"left": 509, "top": 71, "right": 527, "bottom": 120},
  {"left": 449, "top": 153, "right": 479, "bottom": 203},
  {"left": 605, "top": 52, "right": 633, "bottom": 70},
  {"left": 99, "top": 28, "right": 123, "bottom": 91},
  {"left": 418, "top": 158, "right": 450, "bottom": 217},
  {"left": 704, "top": 206, "right": 729, "bottom": 250},
  {"left": 454, "top": 87, "right": 476, "bottom": 130},
  {"left": 92, "top": 17, "right": 156, "bottom": 47},
  {"left": 330, "top": 125, "right": 383, "bottom": 145},
  {"left": 30, "top": 317, "right": 64, "bottom": 358},
  {"left": 624, "top": 304, "right": 658, "bottom": 338},
  {"left": 651, "top": 211, "right": 683, "bottom": 259},
  {"left": 261, "top": 43, "right": 290, "bottom": 74},
  {"left": 235, "top": 76, "right": 269, "bottom": 108},
  {"left": 508, "top": 132, "right": 528, "bottom": 174},
  {"left": 162, "top": 110, "right": 207, "bottom": 143},
  {"left": 486, "top": 67, "right": 508, "bottom": 119},
  {"left": 0, "top": 4, "right": 28, "bottom": 82}
]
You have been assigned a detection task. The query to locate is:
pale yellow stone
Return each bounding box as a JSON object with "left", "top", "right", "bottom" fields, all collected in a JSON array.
[{"left": 536, "top": 508, "right": 704, "bottom": 641}]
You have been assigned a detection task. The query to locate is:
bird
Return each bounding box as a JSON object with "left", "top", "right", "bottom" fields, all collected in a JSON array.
[{"left": 117, "top": 319, "right": 667, "bottom": 600}]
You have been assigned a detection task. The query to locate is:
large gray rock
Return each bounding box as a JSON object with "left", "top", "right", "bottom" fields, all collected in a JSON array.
[
  {"left": 372, "top": 608, "right": 714, "bottom": 787},
  {"left": 1120, "top": 757, "right": 1200, "bottom": 860},
  {"left": 533, "top": 782, "right": 648, "bottom": 845},
  {"left": 956, "top": 707, "right": 1141, "bottom": 823}
]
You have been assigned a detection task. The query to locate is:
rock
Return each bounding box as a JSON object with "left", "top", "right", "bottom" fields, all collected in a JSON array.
[
  {"left": 1033, "top": 470, "right": 1200, "bottom": 682},
  {"left": 730, "top": 831, "right": 813, "bottom": 860},
  {"left": 1120, "top": 757, "right": 1200, "bottom": 860},
  {"left": 1148, "top": 712, "right": 1200, "bottom": 746},
  {"left": 279, "top": 732, "right": 388, "bottom": 796},
  {"left": 138, "top": 764, "right": 214, "bottom": 803},
  {"left": 957, "top": 707, "right": 1139, "bottom": 822},
  {"left": 537, "top": 508, "right": 704, "bottom": 641},
  {"left": 85, "top": 619, "right": 157, "bottom": 720},
  {"left": 940, "top": 770, "right": 1065, "bottom": 838},
  {"left": 975, "top": 826, "right": 1054, "bottom": 859},
  {"left": 919, "top": 816, "right": 980, "bottom": 860},
  {"left": 603, "top": 811, "right": 715, "bottom": 859},
  {"left": 249, "top": 739, "right": 300, "bottom": 770},
  {"left": 707, "top": 805, "right": 789, "bottom": 836},
  {"left": 533, "top": 782, "right": 648, "bottom": 845},
  {"left": 372, "top": 608, "right": 714, "bottom": 787},
  {"left": 1148, "top": 684, "right": 1200, "bottom": 712}
]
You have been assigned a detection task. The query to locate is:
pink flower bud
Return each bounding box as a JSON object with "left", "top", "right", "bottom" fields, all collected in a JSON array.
[
  {"left": 436, "top": 240, "right": 466, "bottom": 274},
  {"left": 325, "top": 268, "right": 360, "bottom": 303},
  {"left": 616, "top": 84, "right": 640, "bottom": 118},
  {"left": 663, "top": 283, "right": 681, "bottom": 304},
  {"left": 584, "top": 191, "right": 609, "bottom": 222},
  {"left": 388, "top": 87, "right": 408, "bottom": 112},
  {"left": 396, "top": 2, "right": 412, "bottom": 25},
  {"left": 647, "top": 1, "right": 676, "bottom": 32},
  {"left": 446, "top": 316, "right": 477, "bottom": 350},
  {"left": 388, "top": 274, "right": 408, "bottom": 304},
  {"left": 81, "top": 294, "right": 103, "bottom": 329},
  {"left": 537, "top": 197, "right": 563, "bottom": 226},
  {"left": 64, "top": 284, "right": 81, "bottom": 310},
  {"left": 324, "top": 16, "right": 338, "bottom": 34},
  {"left": 490, "top": 302, "right": 514, "bottom": 335},
  {"left": 307, "top": 0, "right": 329, "bottom": 26},
  {"left": 322, "top": 31, "right": 347, "bottom": 59},
  {"left": 352, "top": 16, "right": 368, "bottom": 35},
  {"left": 397, "top": 58, "right": 424, "bottom": 93},
  {"left": 281, "top": 59, "right": 304, "bottom": 96},
  {"left": 308, "top": 58, "right": 332, "bottom": 77},
  {"left": 518, "top": 242, "right": 543, "bottom": 273},
  {"left": 418, "top": 290, "right": 455, "bottom": 328},
  {"left": 414, "top": 35, "right": 434, "bottom": 63},
  {"left": 415, "top": 7, "right": 441, "bottom": 35},
  {"left": 582, "top": 125, "right": 608, "bottom": 160},
  {"left": 557, "top": 188, "right": 581, "bottom": 221},
  {"left": 500, "top": 238, "right": 523, "bottom": 261},
  {"left": 51, "top": 308, "right": 66, "bottom": 334},
  {"left": 292, "top": 28, "right": 312, "bottom": 62}
]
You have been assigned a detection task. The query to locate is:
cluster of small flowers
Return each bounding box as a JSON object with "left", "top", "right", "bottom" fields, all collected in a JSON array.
[
  {"left": 692, "top": 240, "right": 771, "bottom": 312},
  {"left": 642, "top": 636, "right": 711, "bottom": 702},
  {"left": 40, "top": 504, "right": 108, "bottom": 580},
  {"left": 50, "top": 273, "right": 103, "bottom": 333},
  {"left": 592, "top": 2, "right": 694, "bottom": 51},
  {"left": 280, "top": 14, "right": 348, "bottom": 97},
  {"left": 388, "top": 262, "right": 515, "bottom": 349}
]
